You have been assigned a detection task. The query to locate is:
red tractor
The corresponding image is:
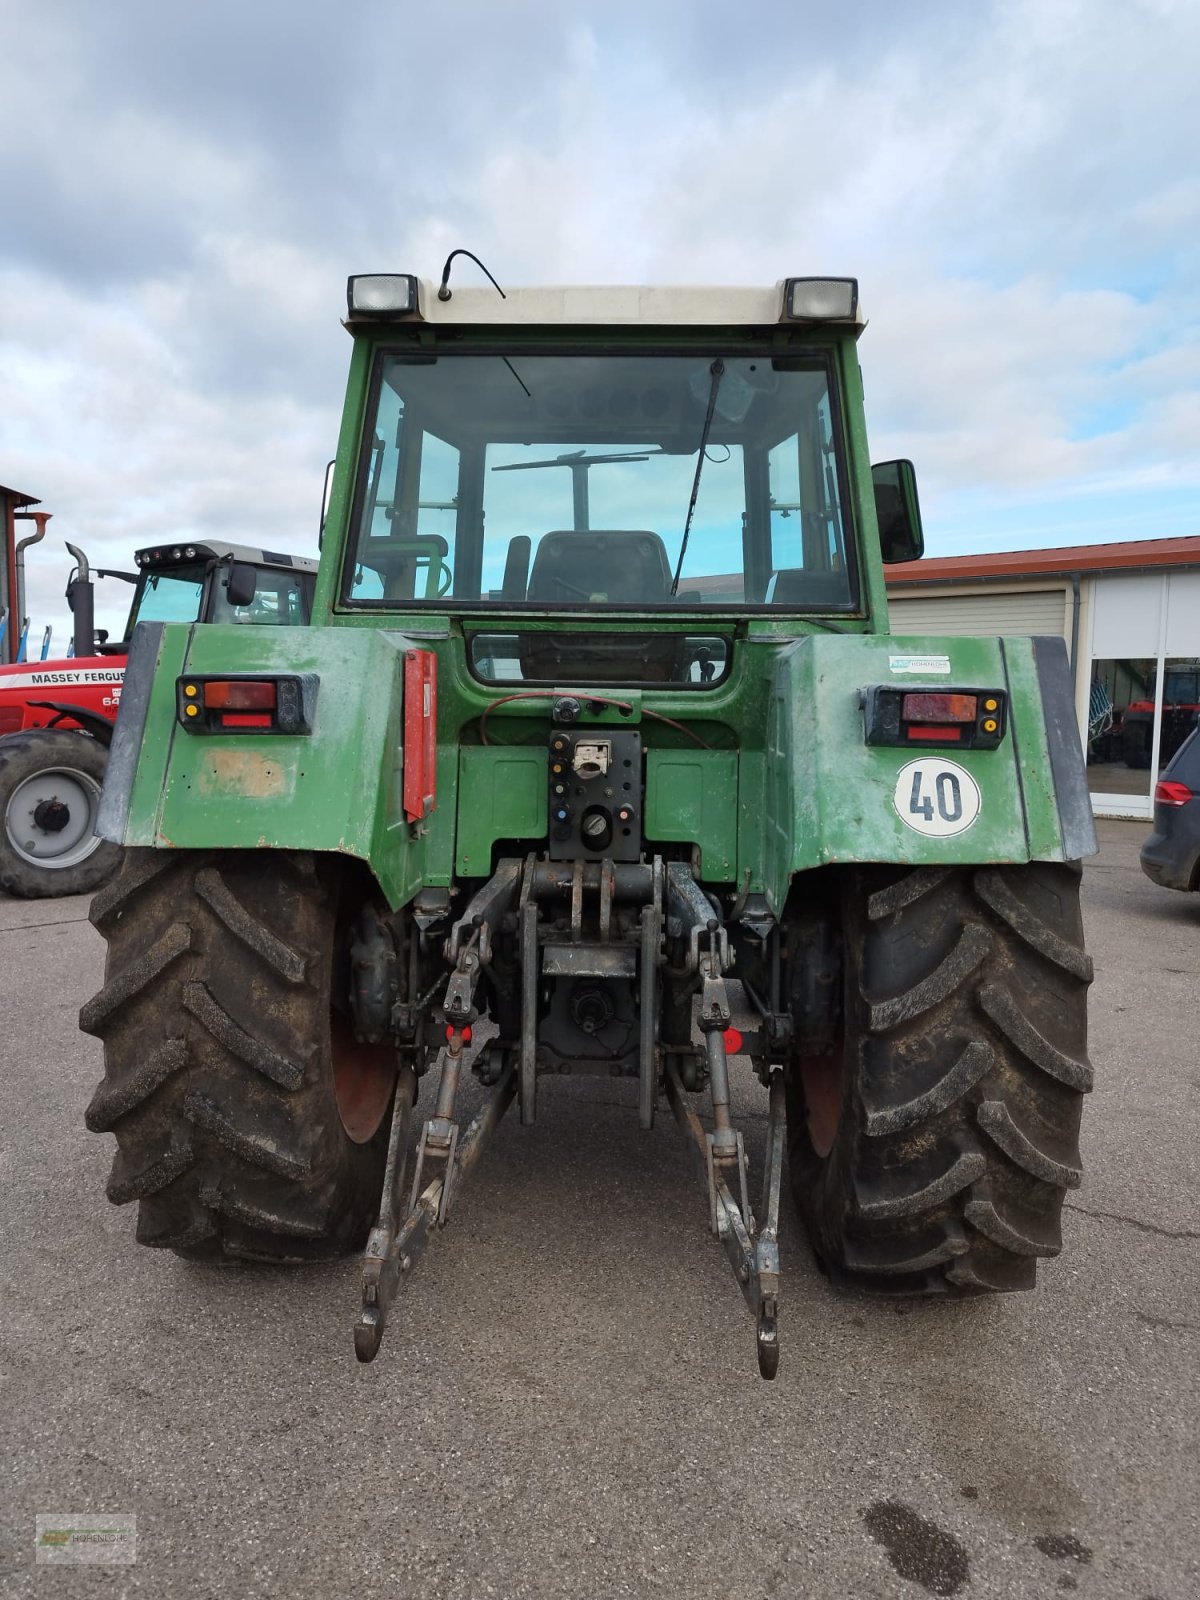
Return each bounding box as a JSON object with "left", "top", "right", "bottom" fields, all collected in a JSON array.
[
  {"left": 1121, "top": 664, "right": 1200, "bottom": 770},
  {"left": 0, "top": 488, "right": 316, "bottom": 898}
]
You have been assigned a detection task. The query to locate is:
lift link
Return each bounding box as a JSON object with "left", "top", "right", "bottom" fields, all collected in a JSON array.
[
  {"left": 665, "top": 1060, "right": 786, "bottom": 1380},
  {"left": 695, "top": 921, "right": 752, "bottom": 1236},
  {"left": 354, "top": 1060, "right": 417, "bottom": 1364},
  {"left": 355, "top": 879, "right": 521, "bottom": 1364},
  {"left": 354, "top": 1064, "right": 517, "bottom": 1363},
  {"left": 407, "top": 930, "right": 484, "bottom": 1223},
  {"left": 355, "top": 853, "right": 784, "bottom": 1374}
]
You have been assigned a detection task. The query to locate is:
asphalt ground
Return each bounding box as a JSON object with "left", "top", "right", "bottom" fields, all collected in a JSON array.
[{"left": 1, "top": 819, "right": 1197, "bottom": 1599}]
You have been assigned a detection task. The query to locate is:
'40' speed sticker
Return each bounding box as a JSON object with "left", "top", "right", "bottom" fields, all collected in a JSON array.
[{"left": 893, "top": 758, "right": 981, "bottom": 838}]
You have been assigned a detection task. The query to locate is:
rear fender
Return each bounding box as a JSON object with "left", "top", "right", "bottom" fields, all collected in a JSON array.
[
  {"left": 98, "top": 622, "right": 438, "bottom": 908},
  {"left": 754, "top": 633, "right": 1097, "bottom": 912}
]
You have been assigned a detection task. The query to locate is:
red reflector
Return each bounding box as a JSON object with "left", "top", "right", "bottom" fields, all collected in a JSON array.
[
  {"left": 902, "top": 692, "right": 978, "bottom": 722},
  {"left": 204, "top": 680, "right": 277, "bottom": 710},
  {"left": 0, "top": 708, "right": 23, "bottom": 734},
  {"left": 723, "top": 1027, "right": 743, "bottom": 1054},
  {"left": 1155, "top": 779, "right": 1194, "bottom": 807},
  {"left": 907, "top": 725, "right": 963, "bottom": 742},
  {"left": 444, "top": 1024, "right": 473, "bottom": 1043},
  {"left": 219, "top": 712, "right": 273, "bottom": 727}
]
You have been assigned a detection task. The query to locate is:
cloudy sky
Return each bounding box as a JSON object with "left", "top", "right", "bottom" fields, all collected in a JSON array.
[{"left": 2, "top": 0, "right": 1198, "bottom": 642}]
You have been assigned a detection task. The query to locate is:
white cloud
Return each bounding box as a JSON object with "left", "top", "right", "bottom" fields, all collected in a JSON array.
[{"left": 2, "top": 0, "right": 1199, "bottom": 646}]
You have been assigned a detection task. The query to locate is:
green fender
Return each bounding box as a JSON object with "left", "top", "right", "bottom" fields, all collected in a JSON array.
[{"left": 100, "top": 622, "right": 1096, "bottom": 918}]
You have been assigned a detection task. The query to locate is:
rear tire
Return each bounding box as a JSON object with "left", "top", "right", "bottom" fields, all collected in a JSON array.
[
  {"left": 81, "top": 850, "right": 395, "bottom": 1261},
  {"left": 786, "top": 863, "right": 1093, "bottom": 1294},
  {"left": 0, "top": 730, "right": 122, "bottom": 898}
]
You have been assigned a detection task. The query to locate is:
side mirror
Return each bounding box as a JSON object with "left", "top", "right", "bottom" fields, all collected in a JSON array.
[
  {"left": 65, "top": 572, "right": 79, "bottom": 613},
  {"left": 319, "top": 459, "right": 335, "bottom": 548},
  {"left": 872, "top": 459, "right": 925, "bottom": 564},
  {"left": 226, "top": 562, "right": 258, "bottom": 608}
]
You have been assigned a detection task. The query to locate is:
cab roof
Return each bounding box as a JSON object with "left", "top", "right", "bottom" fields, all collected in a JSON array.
[
  {"left": 345, "top": 279, "right": 867, "bottom": 332},
  {"left": 136, "top": 541, "right": 317, "bottom": 572}
]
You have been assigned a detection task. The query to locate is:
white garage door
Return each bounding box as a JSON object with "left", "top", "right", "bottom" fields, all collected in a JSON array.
[{"left": 887, "top": 588, "right": 1068, "bottom": 640}]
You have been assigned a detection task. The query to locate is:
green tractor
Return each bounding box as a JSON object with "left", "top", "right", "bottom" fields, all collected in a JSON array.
[{"left": 82, "top": 269, "right": 1096, "bottom": 1378}]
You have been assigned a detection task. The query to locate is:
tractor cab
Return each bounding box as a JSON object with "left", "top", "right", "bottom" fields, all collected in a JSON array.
[
  {"left": 96, "top": 541, "right": 317, "bottom": 651},
  {"left": 333, "top": 276, "right": 923, "bottom": 686}
]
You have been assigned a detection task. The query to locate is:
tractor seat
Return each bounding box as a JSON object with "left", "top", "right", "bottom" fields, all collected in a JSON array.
[
  {"left": 765, "top": 568, "right": 852, "bottom": 607},
  {"left": 525, "top": 530, "right": 672, "bottom": 604}
]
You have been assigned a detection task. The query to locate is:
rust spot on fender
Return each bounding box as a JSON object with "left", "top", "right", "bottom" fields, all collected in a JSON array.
[{"left": 200, "top": 749, "right": 288, "bottom": 799}]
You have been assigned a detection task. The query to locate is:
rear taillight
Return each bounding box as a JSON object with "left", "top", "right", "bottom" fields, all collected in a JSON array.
[
  {"left": 863, "top": 685, "right": 1006, "bottom": 749},
  {"left": 202, "top": 680, "right": 277, "bottom": 711},
  {"left": 176, "top": 674, "right": 316, "bottom": 734},
  {"left": 1155, "top": 779, "right": 1194, "bottom": 807}
]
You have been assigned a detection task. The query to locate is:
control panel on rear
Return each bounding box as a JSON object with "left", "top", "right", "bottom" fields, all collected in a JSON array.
[{"left": 547, "top": 727, "right": 642, "bottom": 861}]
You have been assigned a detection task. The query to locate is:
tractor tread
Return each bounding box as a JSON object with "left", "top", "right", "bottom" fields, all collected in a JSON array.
[
  {"left": 845, "top": 1226, "right": 970, "bottom": 1276},
  {"left": 978, "top": 983, "right": 1093, "bottom": 1091},
  {"left": 863, "top": 1039, "right": 993, "bottom": 1137},
  {"left": 84, "top": 850, "right": 392, "bottom": 1264},
  {"left": 85, "top": 1038, "right": 187, "bottom": 1132},
  {"left": 89, "top": 850, "right": 180, "bottom": 934},
  {"left": 964, "top": 1191, "right": 1062, "bottom": 1258},
  {"left": 975, "top": 869, "right": 1095, "bottom": 981},
  {"left": 977, "top": 1100, "right": 1082, "bottom": 1188},
  {"left": 857, "top": 1152, "right": 985, "bottom": 1220},
  {"left": 135, "top": 1207, "right": 219, "bottom": 1253},
  {"left": 106, "top": 1134, "right": 195, "bottom": 1204},
  {"left": 788, "top": 862, "right": 1091, "bottom": 1300},
  {"left": 867, "top": 920, "right": 991, "bottom": 1031},
  {"left": 195, "top": 868, "right": 309, "bottom": 985},
  {"left": 183, "top": 1089, "right": 312, "bottom": 1179},
  {"left": 183, "top": 981, "right": 306, "bottom": 1089},
  {"left": 946, "top": 1253, "right": 1036, "bottom": 1292},
  {"left": 866, "top": 867, "right": 952, "bottom": 921},
  {"left": 198, "top": 1179, "right": 331, "bottom": 1239},
  {"left": 79, "top": 922, "right": 193, "bottom": 1036}
]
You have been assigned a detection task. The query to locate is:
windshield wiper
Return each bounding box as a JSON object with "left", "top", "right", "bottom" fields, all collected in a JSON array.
[{"left": 670, "top": 359, "right": 724, "bottom": 596}]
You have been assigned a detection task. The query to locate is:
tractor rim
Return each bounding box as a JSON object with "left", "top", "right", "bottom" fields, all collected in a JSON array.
[
  {"left": 4, "top": 766, "right": 103, "bottom": 869},
  {"left": 330, "top": 1010, "right": 396, "bottom": 1143},
  {"left": 799, "top": 1049, "right": 842, "bottom": 1158}
]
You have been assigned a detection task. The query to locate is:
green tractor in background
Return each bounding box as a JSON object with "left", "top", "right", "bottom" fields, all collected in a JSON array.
[{"left": 82, "top": 269, "right": 1095, "bottom": 1378}]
